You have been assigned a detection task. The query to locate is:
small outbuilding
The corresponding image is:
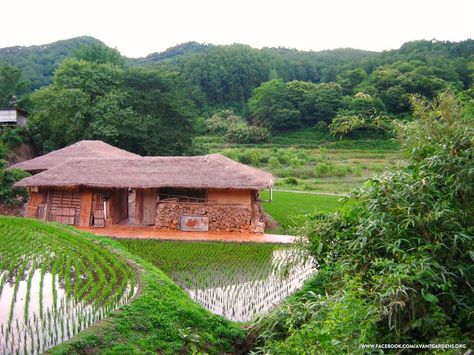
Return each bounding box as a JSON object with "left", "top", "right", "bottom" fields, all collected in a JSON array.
[
  {"left": 0, "top": 108, "right": 28, "bottom": 127},
  {"left": 14, "top": 142, "right": 274, "bottom": 233}
]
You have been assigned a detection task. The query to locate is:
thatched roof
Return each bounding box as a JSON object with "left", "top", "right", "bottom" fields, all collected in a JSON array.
[
  {"left": 14, "top": 154, "right": 275, "bottom": 190},
  {"left": 10, "top": 140, "right": 140, "bottom": 173}
]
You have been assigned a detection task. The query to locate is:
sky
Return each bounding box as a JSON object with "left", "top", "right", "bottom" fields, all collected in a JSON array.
[{"left": 1, "top": 0, "right": 473, "bottom": 57}]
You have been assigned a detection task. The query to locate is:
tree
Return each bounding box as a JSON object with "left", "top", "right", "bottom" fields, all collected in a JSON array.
[
  {"left": 123, "top": 67, "right": 196, "bottom": 155},
  {"left": 340, "top": 92, "right": 386, "bottom": 116},
  {"left": 207, "top": 110, "right": 243, "bottom": 135},
  {"left": 248, "top": 79, "right": 300, "bottom": 131},
  {"left": 337, "top": 67, "right": 368, "bottom": 95},
  {"left": 0, "top": 64, "right": 28, "bottom": 107},
  {"left": 73, "top": 43, "right": 125, "bottom": 66},
  {"left": 329, "top": 110, "right": 393, "bottom": 137},
  {"left": 31, "top": 59, "right": 196, "bottom": 155},
  {"left": 298, "top": 82, "right": 343, "bottom": 124}
]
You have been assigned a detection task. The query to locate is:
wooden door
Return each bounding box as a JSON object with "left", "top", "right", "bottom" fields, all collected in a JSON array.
[
  {"left": 93, "top": 193, "right": 105, "bottom": 227},
  {"left": 142, "top": 189, "right": 157, "bottom": 225},
  {"left": 49, "top": 191, "right": 81, "bottom": 225}
]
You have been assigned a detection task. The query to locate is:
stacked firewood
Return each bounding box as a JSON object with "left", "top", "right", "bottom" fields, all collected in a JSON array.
[{"left": 155, "top": 201, "right": 263, "bottom": 232}]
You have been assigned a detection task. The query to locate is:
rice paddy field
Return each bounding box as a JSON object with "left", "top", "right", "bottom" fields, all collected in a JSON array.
[
  {"left": 0, "top": 217, "right": 137, "bottom": 355},
  {"left": 118, "top": 240, "right": 316, "bottom": 322},
  {"left": 215, "top": 146, "right": 404, "bottom": 194},
  {"left": 261, "top": 190, "right": 344, "bottom": 232}
]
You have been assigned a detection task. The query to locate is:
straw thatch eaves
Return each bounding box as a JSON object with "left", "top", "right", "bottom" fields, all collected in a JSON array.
[
  {"left": 10, "top": 140, "right": 140, "bottom": 173},
  {"left": 14, "top": 154, "right": 275, "bottom": 190}
]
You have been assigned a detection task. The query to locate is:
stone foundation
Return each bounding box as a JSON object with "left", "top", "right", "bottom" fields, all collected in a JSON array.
[{"left": 155, "top": 201, "right": 264, "bottom": 233}]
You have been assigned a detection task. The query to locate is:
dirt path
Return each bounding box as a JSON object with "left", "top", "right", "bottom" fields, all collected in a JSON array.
[
  {"left": 273, "top": 189, "right": 344, "bottom": 196},
  {"left": 77, "top": 225, "right": 295, "bottom": 244}
]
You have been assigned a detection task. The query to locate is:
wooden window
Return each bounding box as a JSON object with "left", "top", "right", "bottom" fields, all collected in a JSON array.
[{"left": 159, "top": 188, "right": 207, "bottom": 203}]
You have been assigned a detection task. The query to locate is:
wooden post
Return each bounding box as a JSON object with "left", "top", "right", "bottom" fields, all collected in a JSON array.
[
  {"left": 135, "top": 189, "right": 143, "bottom": 225},
  {"left": 79, "top": 191, "right": 93, "bottom": 226}
]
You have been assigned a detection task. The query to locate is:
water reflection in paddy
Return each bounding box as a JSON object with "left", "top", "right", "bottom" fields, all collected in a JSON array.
[
  {"left": 170, "top": 248, "right": 316, "bottom": 322},
  {"left": 0, "top": 268, "right": 136, "bottom": 355}
]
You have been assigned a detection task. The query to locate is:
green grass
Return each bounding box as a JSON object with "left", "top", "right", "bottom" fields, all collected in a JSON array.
[
  {"left": 0, "top": 217, "right": 245, "bottom": 354},
  {"left": 261, "top": 191, "right": 344, "bottom": 232}
]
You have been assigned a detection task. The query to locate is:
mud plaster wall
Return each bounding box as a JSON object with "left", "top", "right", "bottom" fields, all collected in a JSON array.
[
  {"left": 155, "top": 201, "right": 264, "bottom": 233},
  {"left": 207, "top": 189, "right": 252, "bottom": 205},
  {"left": 0, "top": 204, "right": 23, "bottom": 217}
]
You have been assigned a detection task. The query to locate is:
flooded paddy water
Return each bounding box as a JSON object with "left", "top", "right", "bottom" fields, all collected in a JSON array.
[
  {"left": 119, "top": 240, "right": 317, "bottom": 322},
  {"left": 0, "top": 219, "right": 137, "bottom": 355},
  {"left": 179, "top": 248, "right": 316, "bottom": 321}
]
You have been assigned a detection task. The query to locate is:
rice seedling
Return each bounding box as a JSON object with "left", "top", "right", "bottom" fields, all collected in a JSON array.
[
  {"left": 119, "top": 240, "right": 316, "bottom": 322},
  {"left": 0, "top": 217, "right": 137, "bottom": 355}
]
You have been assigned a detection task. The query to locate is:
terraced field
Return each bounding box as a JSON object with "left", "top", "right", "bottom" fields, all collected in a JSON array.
[
  {"left": 0, "top": 217, "right": 137, "bottom": 354},
  {"left": 119, "top": 240, "right": 316, "bottom": 322}
]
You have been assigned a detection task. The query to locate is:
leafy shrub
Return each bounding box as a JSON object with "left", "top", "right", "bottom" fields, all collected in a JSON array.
[
  {"left": 314, "top": 161, "right": 334, "bottom": 177},
  {"left": 219, "top": 149, "right": 240, "bottom": 161},
  {"left": 207, "top": 109, "right": 242, "bottom": 134},
  {"left": 252, "top": 270, "right": 379, "bottom": 354},
  {"left": 259, "top": 151, "right": 271, "bottom": 164},
  {"left": 1, "top": 128, "right": 25, "bottom": 148},
  {"left": 331, "top": 165, "right": 352, "bottom": 177},
  {"left": 283, "top": 177, "right": 298, "bottom": 186},
  {"left": 313, "top": 120, "right": 328, "bottom": 132},
  {"left": 236, "top": 152, "right": 251, "bottom": 165},
  {"left": 0, "top": 160, "right": 30, "bottom": 208},
  {"left": 237, "top": 149, "right": 268, "bottom": 166},
  {"left": 296, "top": 150, "right": 309, "bottom": 160},
  {"left": 353, "top": 165, "right": 362, "bottom": 177},
  {"left": 268, "top": 156, "right": 281, "bottom": 169},
  {"left": 225, "top": 124, "right": 270, "bottom": 144},
  {"left": 0, "top": 142, "right": 9, "bottom": 160},
  {"left": 276, "top": 151, "right": 290, "bottom": 165},
  {"left": 290, "top": 158, "right": 303, "bottom": 168}
]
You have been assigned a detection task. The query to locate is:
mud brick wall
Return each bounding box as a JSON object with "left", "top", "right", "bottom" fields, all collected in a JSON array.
[
  {"left": 155, "top": 201, "right": 260, "bottom": 232},
  {"left": 0, "top": 204, "right": 23, "bottom": 217}
]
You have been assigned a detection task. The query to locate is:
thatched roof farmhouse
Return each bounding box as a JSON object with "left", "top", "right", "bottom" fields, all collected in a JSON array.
[
  {"left": 14, "top": 141, "right": 274, "bottom": 233},
  {"left": 10, "top": 140, "right": 140, "bottom": 173}
]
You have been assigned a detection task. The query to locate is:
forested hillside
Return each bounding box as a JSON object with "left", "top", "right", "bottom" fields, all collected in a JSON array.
[
  {"left": 0, "top": 36, "right": 104, "bottom": 90},
  {"left": 0, "top": 37, "right": 472, "bottom": 155}
]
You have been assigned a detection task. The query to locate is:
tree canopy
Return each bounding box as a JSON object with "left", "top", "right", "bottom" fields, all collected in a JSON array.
[{"left": 30, "top": 59, "right": 196, "bottom": 155}]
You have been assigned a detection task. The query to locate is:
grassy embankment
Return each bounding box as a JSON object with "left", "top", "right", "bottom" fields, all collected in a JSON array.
[{"left": 0, "top": 217, "right": 246, "bottom": 354}]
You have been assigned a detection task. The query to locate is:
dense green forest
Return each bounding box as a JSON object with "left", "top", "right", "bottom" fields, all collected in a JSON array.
[{"left": 0, "top": 36, "right": 472, "bottom": 153}]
